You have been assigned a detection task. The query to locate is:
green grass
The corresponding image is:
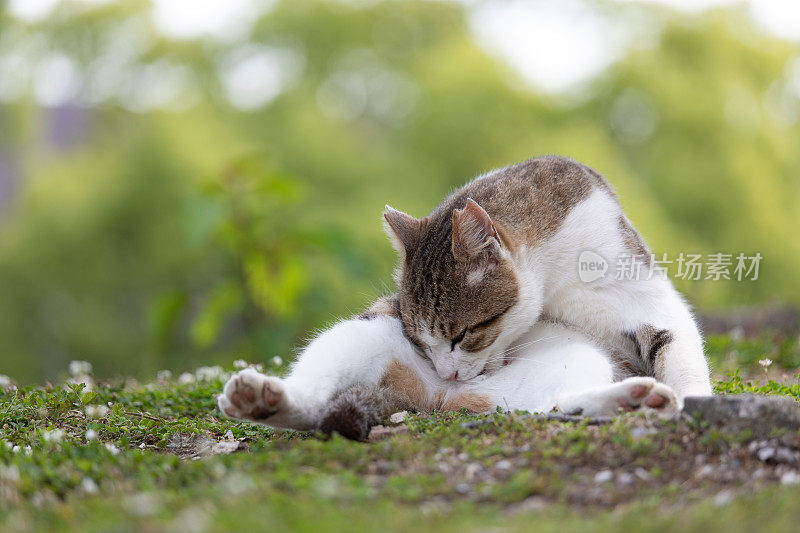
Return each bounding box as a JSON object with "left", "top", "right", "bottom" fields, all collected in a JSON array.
[{"left": 2, "top": 335, "right": 800, "bottom": 532}]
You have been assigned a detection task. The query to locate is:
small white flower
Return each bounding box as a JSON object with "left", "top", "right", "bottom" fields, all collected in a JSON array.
[
  {"left": 271, "top": 356, "right": 283, "bottom": 367},
  {"left": 43, "top": 429, "right": 65, "bottom": 444},
  {"left": 105, "top": 442, "right": 120, "bottom": 455},
  {"left": 68, "top": 360, "right": 93, "bottom": 377},
  {"left": 66, "top": 376, "right": 94, "bottom": 393},
  {"left": 233, "top": 359, "right": 248, "bottom": 370},
  {"left": 196, "top": 365, "right": 224, "bottom": 381},
  {"left": 24, "top": 445, "right": 31, "bottom": 455},
  {"left": 85, "top": 405, "right": 109, "bottom": 418},
  {"left": 157, "top": 370, "right": 173, "bottom": 381},
  {"left": 80, "top": 477, "right": 99, "bottom": 495},
  {"left": 12, "top": 445, "right": 20, "bottom": 454},
  {"left": 85, "top": 429, "right": 98, "bottom": 441},
  {"left": 177, "top": 372, "right": 195, "bottom": 385},
  {"left": 758, "top": 358, "right": 773, "bottom": 368},
  {"left": 0, "top": 374, "right": 11, "bottom": 389}
]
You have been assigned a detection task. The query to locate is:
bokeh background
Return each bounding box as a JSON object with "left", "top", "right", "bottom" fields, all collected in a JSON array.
[{"left": 1, "top": 0, "right": 799, "bottom": 383}]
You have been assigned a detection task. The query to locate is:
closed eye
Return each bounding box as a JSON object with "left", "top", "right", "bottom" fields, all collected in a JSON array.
[
  {"left": 471, "top": 309, "right": 508, "bottom": 331},
  {"left": 450, "top": 328, "right": 467, "bottom": 351}
]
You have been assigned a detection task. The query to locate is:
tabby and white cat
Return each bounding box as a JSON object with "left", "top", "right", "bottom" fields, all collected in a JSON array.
[{"left": 218, "top": 156, "right": 712, "bottom": 440}]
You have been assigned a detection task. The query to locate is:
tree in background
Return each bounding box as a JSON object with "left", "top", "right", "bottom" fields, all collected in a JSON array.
[{"left": 0, "top": 0, "right": 798, "bottom": 381}]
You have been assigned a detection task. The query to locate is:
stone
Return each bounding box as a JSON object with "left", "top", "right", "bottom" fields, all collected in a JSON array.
[
  {"left": 211, "top": 440, "right": 241, "bottom": 455},
  {"left": 388, "top": 411, "right": 408, "bottom": 424},
  {"left": 495, "top": 460, "right": 512, "bottom": 471},
  {"left": 506, "top": 496, "right": 548, "bottom": 515},
  {"left": 465, "top": 463, "right": 482, "bottom": 480},
  {"left": 617, "top": 472, "right": 635, "bottom": 486},
  {"left": 594, "top": 470, "right": 614, "bottom": 484},
  {"left": 683, "top": 394, "right": 800, "bottom": 438},
  {"left": 367, "top": 424, "right": 409, "bottom": 442},
  {"left": 713, "top": 489, "right": 734, "bottom": 507},
  {"left": 781, "top": 470, "right": 800, "bottom": 485},
  {"left": 749, "top": 439, "right": 800, "bottom": 465}
]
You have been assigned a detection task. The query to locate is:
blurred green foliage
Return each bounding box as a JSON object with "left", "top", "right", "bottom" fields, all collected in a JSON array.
[{"left": 0, "top": 1, "right": 799, "bottom": 382}]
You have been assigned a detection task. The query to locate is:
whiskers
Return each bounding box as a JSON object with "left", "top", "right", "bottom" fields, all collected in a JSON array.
[{"left": 482, "top": 335, "right": 559, "bottom": 366}]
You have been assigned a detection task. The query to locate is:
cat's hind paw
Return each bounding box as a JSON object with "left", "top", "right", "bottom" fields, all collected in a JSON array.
[
  {"left": 218, "top": 369, "right": 287, "bottom": 421},
  {"left": 615, "top": 377, "right": 680, "bottom": 417}
]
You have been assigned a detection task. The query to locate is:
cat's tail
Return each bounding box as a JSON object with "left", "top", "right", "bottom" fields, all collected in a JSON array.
[{"left": 319, "top": 385, "right": 409, "bottom": 441}]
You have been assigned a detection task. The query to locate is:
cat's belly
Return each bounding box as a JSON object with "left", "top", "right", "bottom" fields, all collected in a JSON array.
[{"left": 443, "top": 321, "right": 615, "bottom": 413}]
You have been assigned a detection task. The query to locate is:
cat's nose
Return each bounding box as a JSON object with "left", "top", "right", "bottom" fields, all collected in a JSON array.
[{"left": 445, "top": 371, "right": 459, "bottom": 381}]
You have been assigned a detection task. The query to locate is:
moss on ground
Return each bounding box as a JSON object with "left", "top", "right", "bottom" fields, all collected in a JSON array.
[{"left": 1, "top": 335, "right": 800, "bottom": 532}]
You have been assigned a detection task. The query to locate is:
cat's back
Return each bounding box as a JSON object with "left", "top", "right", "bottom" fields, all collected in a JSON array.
[{"left": 432, "top": 155, "right": 616, "bottom": 243}]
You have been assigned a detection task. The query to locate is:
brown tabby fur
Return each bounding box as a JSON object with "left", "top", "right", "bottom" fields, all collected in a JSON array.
[
  {"left": 386, "top": 155, "right": 640, "bottom": 350},
  {"left": 321, "top": 156, "right": 658, "bottom": 440}
]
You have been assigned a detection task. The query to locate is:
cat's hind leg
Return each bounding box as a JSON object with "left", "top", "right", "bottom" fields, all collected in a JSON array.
[
  {"left": 555, "top": 377, "right": 680, "bottom": 418},
  {"left": 218, "top": 307, "right": 430, "bottom": 431}
]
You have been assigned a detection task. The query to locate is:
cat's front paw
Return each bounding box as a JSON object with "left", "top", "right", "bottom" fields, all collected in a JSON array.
[
  {"left": 218, "top": 369, "right": 287, "bottom": 421},
  {"left": 559, "top": 377, "right": 681, "bottom": 418}
]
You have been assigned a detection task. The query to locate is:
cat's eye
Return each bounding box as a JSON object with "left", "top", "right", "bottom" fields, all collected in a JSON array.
[{"left": 450, "top": 328, "right": 467, "bottom": 351}]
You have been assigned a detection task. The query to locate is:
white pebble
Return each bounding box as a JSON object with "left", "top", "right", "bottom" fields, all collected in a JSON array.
[
  {"left": 495, "top": 460, "right": 512, "bottom": 471},
  {"left": 617, "top": 472, "right": 634, "bottom": 485},
  {"left": 781, "top": 471, "right": 800, "bottom": 486},
  {"left": 389, "top": 411, "right": 408, "bottom": 424},
  {"left": 713, "top": 489, "right": 734, "bottom": 507},
  {"left": 594, "top": 470, "right": 614, "bottom": 484}
]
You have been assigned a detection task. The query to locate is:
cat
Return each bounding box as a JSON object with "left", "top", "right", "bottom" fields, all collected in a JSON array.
[{"left": 218, "top": 155, "right": 712, "bottom": 440}]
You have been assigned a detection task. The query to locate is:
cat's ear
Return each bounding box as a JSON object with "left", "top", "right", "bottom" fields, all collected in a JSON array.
[
  {"left": 451, "top": 198, "right": 502, "bottom": 264},
  {"left": 383, "top": 205, "right": 423, "bottom": 256}
]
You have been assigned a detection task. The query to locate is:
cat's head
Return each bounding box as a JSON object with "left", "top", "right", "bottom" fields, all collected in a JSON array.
[{"left": 384, "top": 198, "right": 520, "bottom": 381}]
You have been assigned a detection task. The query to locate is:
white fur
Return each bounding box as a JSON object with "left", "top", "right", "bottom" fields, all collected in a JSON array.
[
  {"left": 218, "top": 318, "right": 680, "bottom": 430},
  {"left": 409, "top": 188, "right": 711, "bottom": 397},
  {"left": 218, "top": 187, "right": 708, "bottom": 430},
  {"left": 521, "top": 189, "right": 711, "bottom": 398}
]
